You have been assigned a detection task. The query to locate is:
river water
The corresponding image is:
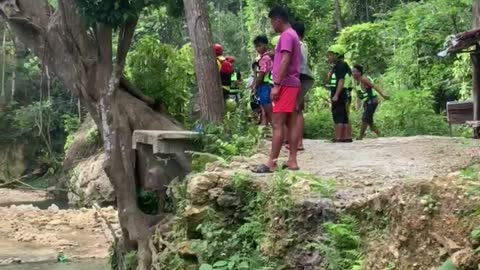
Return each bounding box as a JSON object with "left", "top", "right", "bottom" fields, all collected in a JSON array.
[{"left": 0, "top": 260, "right": 107, "bottom": 270}]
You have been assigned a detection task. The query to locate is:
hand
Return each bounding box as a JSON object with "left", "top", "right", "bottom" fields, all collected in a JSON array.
[
  {"left": 251, "top": 83, "right": 257, "bottom": 92},
  {"left": 331, "top": 95, "right": 339, "bottom": 102},
  {"left": 271, "top": 85, "right": 280, "bottom": 101}
]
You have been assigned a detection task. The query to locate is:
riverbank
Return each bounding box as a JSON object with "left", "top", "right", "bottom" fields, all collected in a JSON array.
[{"left": 0, "top": 190, "right": 118, "bottom": 266}]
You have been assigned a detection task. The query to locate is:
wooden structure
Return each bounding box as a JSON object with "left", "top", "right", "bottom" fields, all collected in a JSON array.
[
  {"left": 441, "top": 20, "right": 480, "bottom": 137},
  {"left": 446, "top": 101, "right": 473, "bottom": 135}
]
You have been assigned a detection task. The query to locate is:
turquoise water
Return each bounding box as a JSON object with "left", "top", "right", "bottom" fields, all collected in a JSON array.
[{"left": 0, "top": 260, "right": 107, "bottom": 270}]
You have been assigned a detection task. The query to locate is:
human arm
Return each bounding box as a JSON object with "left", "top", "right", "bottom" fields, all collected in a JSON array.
[
  {"left": 252, "top": 71, "right": 265, "bottom": 91},
  {"left": 271, "top": 51, "right": 291, "bottom": 101},
  {"left": 332, "top": 79, "right": 344, "bottom": 102},
  {"left": 362, "top": 77, "right": 389, "bottom": 100}
]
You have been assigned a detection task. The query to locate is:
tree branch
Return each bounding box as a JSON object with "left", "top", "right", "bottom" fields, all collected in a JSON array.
[
  {"left": 120, "top": 77, "right": 155, "bottom": 106},
  {"left": 116, "top": 18, "right": 138, "bottom": 72}
]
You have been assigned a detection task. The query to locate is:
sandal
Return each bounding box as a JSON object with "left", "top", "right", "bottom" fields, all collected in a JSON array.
[
  {"left": 281, "top": 163, "right": 300, "bottom": 171},
  {"left": 251, "top": 164, "right": 274, "bottom": 174},
  {"left": 285, "top": 144, "right": 305, "bottom": 151}
]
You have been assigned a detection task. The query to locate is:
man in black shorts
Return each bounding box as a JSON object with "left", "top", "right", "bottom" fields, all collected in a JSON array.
[{"left": 327, "top": 45, "right": 352, "bottom": 143}]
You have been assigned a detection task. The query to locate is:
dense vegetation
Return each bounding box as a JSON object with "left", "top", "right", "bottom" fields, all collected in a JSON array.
[{"left": 1, "top": 0, "right": 472, "bottom": 175}]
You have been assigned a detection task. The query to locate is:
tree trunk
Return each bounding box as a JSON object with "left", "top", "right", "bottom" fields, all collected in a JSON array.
[
  {"left": 1, "top": 27, "right": 5, "bottom": 101},
  {"left": 0, "top": 1, "right": 185, "bottom": 269},
  {"left": 334, "top": 0, "right": 343, "bottom": 32},
  {"left": 183, "top": 0, "right": 224, "bottom": 123},
  {"left": 473, "top": 0, "right": 480, "bottom": 137}
]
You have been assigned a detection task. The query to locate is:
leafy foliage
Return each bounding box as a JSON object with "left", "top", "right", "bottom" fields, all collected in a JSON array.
[
  {"left": 198, "top": 93, "right": 266, "bottom": 160},
  {"left": 76, "top": 0, "right": 184, "bottom": 26},
  {"left": 336, "top": 23, "right": 387, "bottom": 75},
  {"left": 307, "top": 215, "right": 362, "bottom": 270},
  {"left": 126, "top": 38, "right": 194, "bottom": 123},
  {"left": 376, "top": 90, "right": 449, "bottom": 136}
]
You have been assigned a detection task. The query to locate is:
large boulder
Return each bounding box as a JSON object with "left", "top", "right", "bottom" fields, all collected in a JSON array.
[
  {"left": 63, "top": 116, "right": 101, "bottom": 171},
  {"left": 0, "top": 144, "right": 26, "bottom": 180},
  {"left": 67, "top": 153, "right": 114, "bottom": 206}
]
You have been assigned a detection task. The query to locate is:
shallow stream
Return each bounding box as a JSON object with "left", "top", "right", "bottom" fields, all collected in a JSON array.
[{"left": 0, "top": 260, "right": 107, "bottom": 270}]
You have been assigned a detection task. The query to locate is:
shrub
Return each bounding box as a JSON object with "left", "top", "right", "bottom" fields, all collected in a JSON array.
[
  {"left": 376, "top": 89, "right": 449, "bottom": 136},
  {"left": 126, "top": 38, "right": 194, "bottom": 123}
]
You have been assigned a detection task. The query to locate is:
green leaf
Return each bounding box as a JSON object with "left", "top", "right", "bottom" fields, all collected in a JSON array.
[
  {"left": 199, "top": 264, "right": 213, "bottom": 270},
  {"left": 471, "top": 227, "right": 480, "bottom": 242},
  {"left": 213, "top": 261, "right": 228, "bottom": 267},
  {"left": 238, "top": 261, "right": 249, "bottom": 269},
  {"left": 438, "top": 259, "right": 457, "bottom": 270}
]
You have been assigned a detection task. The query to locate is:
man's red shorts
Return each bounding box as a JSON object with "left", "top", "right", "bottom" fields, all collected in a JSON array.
[{"left": 272, "top": 86, "right": 300, "bottom": 113}]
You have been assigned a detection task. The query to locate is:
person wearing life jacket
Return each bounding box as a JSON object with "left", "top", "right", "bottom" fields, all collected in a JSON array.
[
  {"left": 327, "top": 44, "right": 353, "bottom": 143},
  {"left": 226, "top": 56, "right": 242, "bottom": 103},
  {"left": 213, "top": 44, "right": 235, "bottom": 100},
  {"left": 352, "top": 65, "right": 389, "bottom": 140},
  {"left": 252, "top": 35, "right": 274, "bottom": 126},
  {"left": 248, "top": 61, "right": 262, "bottom": 123}
]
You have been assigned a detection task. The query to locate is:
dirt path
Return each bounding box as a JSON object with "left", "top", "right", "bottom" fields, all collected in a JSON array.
[{"left": 296, "top": 136, "right": 480, "bottom": 202}]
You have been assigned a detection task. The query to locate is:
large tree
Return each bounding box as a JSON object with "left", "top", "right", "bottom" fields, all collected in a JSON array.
[
  {"left": 0, "top": 0, "right": 219, "bottom": 268},
  {"left": 184, "top": 0, "right": 224, "bottom": 122}
]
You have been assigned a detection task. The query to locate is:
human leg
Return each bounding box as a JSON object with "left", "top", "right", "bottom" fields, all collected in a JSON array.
[
  {"left": 265, "top": 112, "right": 287, "bottom": 169},
  {"left": 286, "top": 111, "right": 300, "bottom": 169},
  {"left": 359, "top": 122, "right": 368, "bottom": 140},
  {"left": 362, "top": 102, "right": 378, "bottom": 138},
  {"left": 297, "top": 112, "right": 305, "bottom": 150},
  {"left": 264, "top": 104, "right": 273, "bottom": 125},
  {"left": 345, "top": 98, "right": 352, "bottom": 141}
]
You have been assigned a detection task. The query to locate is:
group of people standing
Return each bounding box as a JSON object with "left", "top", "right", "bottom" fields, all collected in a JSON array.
[{"left": 215, "top": 6, "right": 389, "bottom": 173}]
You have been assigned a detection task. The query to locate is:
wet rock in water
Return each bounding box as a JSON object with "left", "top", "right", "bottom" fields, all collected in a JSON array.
[
  {"left": 48, "top": 204, "right": 60, "bottom": 212},
  {"left": 0, "top": 258, "right": 21, "bottom": 265}
]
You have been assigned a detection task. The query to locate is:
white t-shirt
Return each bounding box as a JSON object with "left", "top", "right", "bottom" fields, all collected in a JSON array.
[{"left": 300, "top": 41, "right": 313, "bottom": 78}]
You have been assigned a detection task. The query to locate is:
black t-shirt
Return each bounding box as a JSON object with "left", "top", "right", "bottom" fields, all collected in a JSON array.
[{"left": 329, "top": 60, "right": 352, "bottom": 100}]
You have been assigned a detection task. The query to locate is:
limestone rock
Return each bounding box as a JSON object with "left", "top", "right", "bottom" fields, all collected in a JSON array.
[
  {"left": 217, "top": 193, "right": 240, "bottom": 207},
  {"left": 68, "top": 153, "right": 114, "bottom": 206},
  {"left": 183, "top": 206, "right": 208, "bottom": 239},
  {"left": 177, "top": 241, "right": 198, "bottom": 260},
  {"left": 208, "top": 187, "right": 224, "bottom": 201},
  {"left": 451, "top": 248, "right": 480, "bottom": 268},
  {"left": 187, "top": 173, "right": 219, "bottom": 205},
  {"left": 0, "top": 143, "right": 27, "bottom": 180}
]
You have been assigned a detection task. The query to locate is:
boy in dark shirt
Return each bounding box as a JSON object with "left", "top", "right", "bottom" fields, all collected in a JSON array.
[{"left": 327, "top": 45, "right": 352, "bottom": 142}]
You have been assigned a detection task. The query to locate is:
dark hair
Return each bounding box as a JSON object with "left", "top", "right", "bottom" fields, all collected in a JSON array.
[
  {"left": 353, "top": 64, "right": 364, "bottom": 74},
  {"left": 292, "top": 22, "right": 305, "bottom": 39},
  {"left": 268, "top": 6, "right": 289, "bottom": 23},
  {"left": 253, "top": 35, "right": 269, "bottom": 46}
]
